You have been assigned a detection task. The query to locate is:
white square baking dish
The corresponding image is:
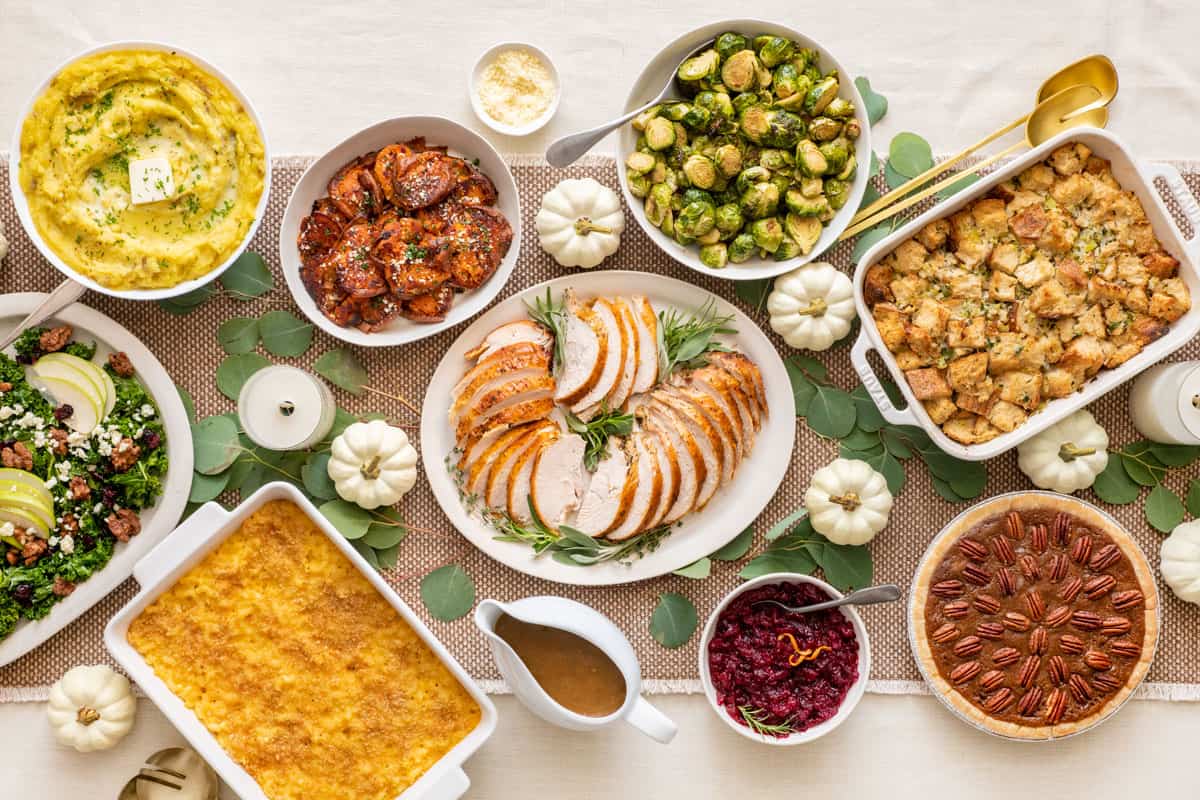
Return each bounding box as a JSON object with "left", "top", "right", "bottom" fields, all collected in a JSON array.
[
  {"left": 850, "top": 127, "right": 1200, "bottom": 460},
  {"left": 104, "top": 482, "right": 497, "bottom": 800}
]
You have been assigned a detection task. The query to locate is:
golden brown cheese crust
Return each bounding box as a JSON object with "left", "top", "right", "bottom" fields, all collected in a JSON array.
[
  {"left": 866, "top": 142, "right": 1190, "bottom": 445},
  {"left": 128, "top": 500, "right": 481, "bottom": 800}
]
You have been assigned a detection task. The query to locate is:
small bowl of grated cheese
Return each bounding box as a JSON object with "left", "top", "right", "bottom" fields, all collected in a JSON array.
[{"left": 470, "top": 42, "right": 560, "bottom": 137}]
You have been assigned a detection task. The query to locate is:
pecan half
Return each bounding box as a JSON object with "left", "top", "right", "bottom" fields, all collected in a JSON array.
[
  {"left": 1045, "top": 688, "right": 1068, "bottom": 724},
  {"left": 951, "top": 661, "right": 982, "bottom": 684},
  {"left": 954, "top": 636, "right": 984, "bottom": 657},
  {"left": 1101, "top": 616, "right": 1131, "bottom": 636},
  {"left": 1059, "top": 634, "right": 1086, "bottom": 655},
  {"left": 984, "top": 688, "right": 1015, "bottom": 714},
  {"left": 1093, "top": 674, "right": 1122, "bottom": 694},
  {"left": 1071, "top": 610, "right": 1102, "bottom": 631},
  {"left": 1003, "top": 611, "right": 1031, "bottom": 632},
  {"left": 991, "top": 535, "right": 1015, "bottom": 564},
  {"left": 1068, "top": 674, "right": 1093, "bottom": 703},
  {"left": 992, "top": 647, "right": 1021, "bottom": 667},
  {"left": 1030, "top": 524, "right": 1048, "bottom": 553},
  {"left": 107, "top": 350, "right": 135, "bottom": 377},
  {"left": 962, "top": 564, "right": 992, "bottom": 586},
  {"left": 1046, "top": 605, "right": 1072, "bottom": 627},
  {"left": 1018, "top": 686, "right": 1044, "bottom": 716},
  {"left": 996, "top": 567, "right": 1016, "bottom": 596},
  {"left": 1048, "top": 554, "right": 1069, "bottom": 582},
  {"left": 1025, "top": 590, "right": 1046, "bottom": 620},
  {"left": 1111, "top": 640, "right": 1141, "bottom": 658},
  {"left": 931, "top": 623, "right": 959, "bottom": 643},
  {"left": 1070, "top": 534, "right": 1094, "bottom": 564},
  {"left": 1084, "top": 651, "right": 1112, "bottom": 671},
  {"left": 943, "top": 600, "right": 971, "bottom": 619},
  {"left": 1048, "top": 655, "right": 1069, "bottom": 685},
  {"left": 1029, "top": 627, "right": 1049, "bottom": 655},
  {"left": 1019, "top": 554, "right": 1041, "bottom": 580},
  {"left": 932, "top": 579, "right": 965, "bottom": 598},
  {"left": 1084, "top": 575, "right": 1117, "bottom": 599},
  {"left": 1059, "top": 576, "right": 1084, "bottom": 602},
  {"left": 1005, "top": 511, "right": 1025, "bottom": 540},
  {"left": 979, "top": 670, "right": 1006, "bottom": 692},
  {"left": 1111, "top": 589, "right": 1144, "bottom": 610},
  {"left": 974, "top": 594, "right": 1001, "bottom": 614},
  {"left": 976, "top": 622, "right": 1005, "bottom": 640},
  {"left": 959, "top": 539, "right": 989, "bottom": 562},
  {"left": 1052, "top": 513, "right": 1071, "bottom": 546},
  {"left": 39, "top": 325, "right": 72, "bottom": 353},
  {"left": 1089, "top": 544, "right": 1121, "bottom": 571},
  {"left": 1018, "top": 655, "right": 1041, "bottom": 688}
]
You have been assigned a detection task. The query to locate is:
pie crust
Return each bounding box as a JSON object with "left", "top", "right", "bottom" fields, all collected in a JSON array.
[{"left": 910, "top": 493, "right": 1158, "bottom": 740}]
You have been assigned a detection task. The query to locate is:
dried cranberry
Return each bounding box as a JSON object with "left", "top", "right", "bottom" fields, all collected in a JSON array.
[
  {"left": 12, "top": 583, "right": 33, "bottom": 603},
  {"left": 79, "top": 534, "right": 95, "bottom": 550},
  {"left": 0, "top": 440, "right": 14, "bottom": 450},
  {"left": 54, "top": 404, "right": 74, "bottom": 422},
  {"left": 101, "top": 486, "right": 118, "bottom": 507},
  {"left": 15, "top": 353, "right": 33, "bottom": 365},
  {"left": 142, "top": 431, "right": 161, "bottom": 451}
]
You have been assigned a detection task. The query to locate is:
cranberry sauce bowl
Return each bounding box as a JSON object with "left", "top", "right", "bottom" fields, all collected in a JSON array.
[{"left": 698, "top": 573, "right": 870, "bottom": 745}]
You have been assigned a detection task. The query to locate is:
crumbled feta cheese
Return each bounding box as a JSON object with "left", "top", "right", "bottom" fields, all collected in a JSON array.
[
  {"left": 59, "top": 535, "right": 74, "bottom": 555},
  {"left": 48, "top": 536, "right": 60, "bottom": 547},
  {"left": 140, "top": 404, "right": 156, "bottom": 418},
  {"left": 44, "top": 478, "right": 57, "bottom": 489},
  {"left": 0, "top": 407, "right": 14, "bottom": 421},
  {"left": 0, "top": 522, "right": 13, "bottom": 539},
  {"left": 93, "top": 503, "right": 103, "bottom": 514},
  {"left": 55, "top": 461, "right": 72, "bottom": 481}
]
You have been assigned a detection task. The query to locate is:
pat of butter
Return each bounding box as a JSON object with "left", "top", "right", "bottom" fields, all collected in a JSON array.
[{"left": 128, "top": 157, "right": 175, "bottom": 205}]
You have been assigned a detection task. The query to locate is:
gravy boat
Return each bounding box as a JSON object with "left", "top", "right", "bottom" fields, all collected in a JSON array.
[{"left": 475, "top": 597, "right": 677, "bottom": 743}]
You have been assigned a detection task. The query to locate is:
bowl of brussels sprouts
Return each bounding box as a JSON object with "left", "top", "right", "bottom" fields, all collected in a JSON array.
[{"left": 618, "top": 20, "right": 871, "bottom": 280}]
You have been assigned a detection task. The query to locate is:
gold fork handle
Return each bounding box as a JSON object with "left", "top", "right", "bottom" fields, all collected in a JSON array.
[
  {"left": 838, "top": 141, "right": 1025, "bottom": 242},
  {"left": 850, "top": 112, "right": 1030, "bottom": 226}
]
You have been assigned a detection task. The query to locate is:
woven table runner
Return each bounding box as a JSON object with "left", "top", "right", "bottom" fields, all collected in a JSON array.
[{"left": 2, "top": 154, "right": 1200, "bottom": 701}]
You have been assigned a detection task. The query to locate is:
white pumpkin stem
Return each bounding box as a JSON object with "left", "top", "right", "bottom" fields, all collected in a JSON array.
[
  {"left": 361, "top": 456, "right": 382, "bottom": 480},
  {"left": 1058, "top": 442, "right": 1096, "bottom": 462},
  {"left": 574, "top": 217, "right": 613, "bottom": 236},
  {"left": 795, "top": 298, "right": 828, "bottom": 317},
  {"left": 76, "top": 706, "right": 101, "bottom": 725},
  {"left": 829, "top": 492, "right": 861, "bottom": 511}
]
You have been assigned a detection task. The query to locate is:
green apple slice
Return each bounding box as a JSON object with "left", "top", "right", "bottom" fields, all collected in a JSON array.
[
  {"left": 33, "top": 375, "right": 101, "bottom": 433},
  {"left": 0, "top": 507, "right": 49, "bottom": 539},
  {"left": 39, "top": 353, "right": 115, "bottom": 417},
  {"left": 0, "top": 488, "right": 54, "bottom": 531},
  {"left": 0, "top": 468, "right": 53, "bottom": 514}
]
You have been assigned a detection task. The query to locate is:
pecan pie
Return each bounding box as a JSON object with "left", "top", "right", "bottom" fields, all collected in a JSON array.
[{"left": 911, "top": 494, "right": 1157, "bottom": 739}]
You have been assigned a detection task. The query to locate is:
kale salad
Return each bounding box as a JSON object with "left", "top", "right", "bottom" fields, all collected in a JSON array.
[{"left": 0, "top": 325, "right": 167, "bottom": 641}]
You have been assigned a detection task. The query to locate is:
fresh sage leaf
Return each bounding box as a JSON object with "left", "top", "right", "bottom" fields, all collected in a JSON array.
[
  {"left": 216, "top": 353, "right": 271, "bottom": 401},
  {"left": 888, "top": 132, "right": 934, "bottom": 179},
  {"left": 221, "top": 251, "right": 274, "bottom": 299},
  {"left": 188, "top": 469, "right": 230, "bottom": 503},
  {"left": 318, "top": 498, "right": 373, "bottom": 539},
  {"left": 710, "top": 525, "right": 754, "bottom": 561},
  {"left": 673, "top": 557, "right": 712, "bottom": 580},
  {"left": 192, "top": 415, "right": 241, "bottom": 475},
  {"left": 1146, "top": 484, "right": 1185, "bottom": 533},
  {"left": 314, "top": 348, "right": 369, "bottom": 394},
  {"left": 1092, "top": 458, "right": 1140, "bottom": 504},
  {"left": 217, "top": 317, "right": 260, "bottom": 354},
  {"left": 649, "top": 593, "right": 698, "bottom": 648},
  {"left": 420, "top": 565, "right": 476, "bottom": 621},
  {"left": 854, "top": 77, "right": 888, "bottom": 126},
  {"left": 301, "top": 451, "right": 338, "bottom": 500},
  {"left": 259, "top": 310, "right": 315, "bottom": 357}
]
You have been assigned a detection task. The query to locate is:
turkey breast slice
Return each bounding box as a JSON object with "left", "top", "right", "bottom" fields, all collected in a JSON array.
[
  {"left": 573, "top": 438, "right": 636, "bottom": 537},
  {"left": 708, "top": 351, "right": 768, "bottom": 419},
  {"left": 465, "top": 319, "right": 552, "bottom": 362},
  {"left": 606, "top": 298, "right": 640, "bottom": 411},
  {"left": 643, "top": 403, "right": 702, "bottom": 522},
  {"left": 462, "top": 424, "right": 530, "bottom": 498},
  {"left": 644, "top": 428, "right": 680, "bottom": 528},
  {"left": 572, "top": 298, "right": 627, "bottom": 418},
  {"left": 455, "top": 384, "right": 555, "bottom": 442},
  {"left": 630, "top": 295, "right": 659, "bottom": 394},
  {"left": 606, "top": 435, "right": 663, "bottom": 541},
  {"left": 452, "top": 340, "right": 550, "bottom": 402},
  {"left": 554, "top": 288, "right": 607, "bottom": 407},
  {"left": 530, "top": 434, "right": 588, "bottom": 528},
  {"left": 507, "top": 428, "right": 559, "bottom": 522},
  {"left": 486, "top": 425, "right": 553, "bottom": 511},
  {"left": 652, "top": 392, "right": 722, "bottom": 509},
  {"left": 450, "top": 365, "right": 549, "bottom": 431},
  {"left": 664, "top": 381, "right": 740, "bottom": 478},
  {"left": 683, "top": 367, "right": 752, "bottom": 458}
]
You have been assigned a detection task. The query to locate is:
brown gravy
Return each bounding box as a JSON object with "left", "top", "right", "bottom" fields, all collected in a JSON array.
[{"left": 495, "top": 613, "right": 627, "bottom": 717}]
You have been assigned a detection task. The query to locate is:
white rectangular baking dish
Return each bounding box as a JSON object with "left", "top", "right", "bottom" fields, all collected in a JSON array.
[
  {"left": 104, "top": 482, "right": 497, "bottom": 800},
  {"left": 851, "top": 127, "right": 1200, "bottom": 460}
]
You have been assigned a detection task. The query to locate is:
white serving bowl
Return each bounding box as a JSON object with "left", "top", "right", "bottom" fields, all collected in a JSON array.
[
  {"left": 469, "top": 42, "right": 561, "bottom": 137},
  {"left": 8, "top": 40, "right": 271, "bottom": 301},
  {"left": 616, "top": 19, "right": 872, "bottom": 282},
  {"left": 698, "top": 573, "right": 870, "bottom": 745},
  {"left": 278, "top": 115, "right": 521, "bottom": 347}
]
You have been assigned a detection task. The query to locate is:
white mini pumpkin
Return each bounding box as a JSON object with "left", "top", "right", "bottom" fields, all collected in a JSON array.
[
  {"left": 0, "top": 218, "right": 8, "bottom": 263},
  {"left": 47, "top": 665, "right": 136, "bottom": 752},
  {"left": 327, "top": 419, "right": 418, "bottom": 509},
  {"left": 766, "top": 262, "right": 856, "bottom": 351},
  {"left": 805, "top": 458, "right": 894, "bottom": 545},
  {"left": 535, "top": 178, "right": 624, "bottom": 268},
  {"left": 1016, "top": 410, "right": 1109, "bottom": 494},
  {"left": 1161, "top": 520, "right": 1200, "bottom": 605}
]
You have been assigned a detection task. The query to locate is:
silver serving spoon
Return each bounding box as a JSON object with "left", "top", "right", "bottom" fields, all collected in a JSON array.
[
  {"left": 0, "top": 278, "right": 87, "bottom": 351},
  {"left": 753, "top": 584, "right": 902, "bottom": 615},
  {"left": 545, "top": 39, "right": 714, "bottom": 168}
]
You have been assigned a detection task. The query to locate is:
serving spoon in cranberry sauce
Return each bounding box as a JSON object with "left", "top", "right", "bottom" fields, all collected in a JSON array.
[{"left": 754, "top": 584, "right": 901, "bottom": 615}]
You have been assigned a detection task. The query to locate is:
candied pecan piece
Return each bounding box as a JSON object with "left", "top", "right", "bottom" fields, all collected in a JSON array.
[
  {"left": 39, "top": 325, "right": 72, "bottom": 353},
  {"left": 1, "top": 441, "right": 33, "bottom": 470},
  {"left": 110, "top": 437, "right": 142, "bottom": 472},
  {"left": 16, "top": 530, "right": 47, "bottom": 565},
  {"left": 105, "top": 508, "right": 142, "bottom": 542},
  {"left": 59, "top": 514, "right": 79, "bottom": 534},
  {"left": 107, "top": 351, "right": 135, "bottom": 377},
  {"left": 0, "top": 382, "right": 11, "bottom": 393},
  {"left": 68, "top": 476, "right": 91, "bottom": 501},
  {"left": 49, "top": 428, "right": 69, "bottom": 456},
  {"left": 51, "top": 576, "right": 76, "bottom": 597}
]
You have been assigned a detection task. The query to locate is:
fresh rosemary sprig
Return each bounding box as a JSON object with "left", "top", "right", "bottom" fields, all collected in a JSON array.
[
  {"left": 657, "top": 297, "right": 736, "bottom": 377},
  {"left": 524, "top": 287, "right": 567, "bottom": 372},
  {"left": 564, "top": 405, "right": 635, "bottom": 471},
  {"left": 487, "top": 498, "right": 675, "bottom": 566},
  {"left": 738, "top": 706, "right": 797, "bottom": 738}
]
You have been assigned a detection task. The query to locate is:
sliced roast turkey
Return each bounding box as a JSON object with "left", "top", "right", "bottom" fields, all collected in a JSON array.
[
  {"left": 651, "top": 391, "right": 723, "bottom": 510},
  {"left": 485, "top": 424, "right": 555, "bottom": 511},
  {"left": 606, "top": 435, "right": 664, "bottom": 541},
  {"left": 451, "top": 339, "right": 550, "bottom": 403},
  {"left": 571, "top": 297, "right": 627, "bottom": 418},
  {"left": 641, "top": 401, "right": 703, "bottom": 522},
  {"left": 507, "top": 428, "right": 559, "bottom": 522},
  {"left": 554, "top": 288, "right": 607, "bottom": 407},
  {"left": 530, "top": 434, "right": 588, "bottom": 528},
  {"left": 606, "top": 298, "right": 640, "bottom": 412},
  {"left": 629, "top": 295, "right": 659, "bottom": 395},
  {"left": 573, "top": 438, "right": 636, "bottom": 537},
  {"left": 454, "top": 380, "right": 555, "bottom": 442},
  {"left": 662, "top": 382, "right": 740, "bottom": 479},
  {"left": 464, "top": 319, "right": 552, "bottom": 362}
]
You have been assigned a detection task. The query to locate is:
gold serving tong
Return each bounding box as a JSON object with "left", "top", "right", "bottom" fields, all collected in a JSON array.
[
  {"left": 839, "top": 55, "right": 1118, "bottom": 241},
  {"left": 117, "top": 747, "right": 219, "bottom": 799}
]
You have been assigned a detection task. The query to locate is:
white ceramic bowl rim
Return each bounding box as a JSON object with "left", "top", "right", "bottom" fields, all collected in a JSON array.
[
  {"left": 616, "top": 18, "right": 873, "bottom": 281},
  {"left": 469, "top": 41, "right": 561, "bottom": 137},
  {"left": 8, "top": 39, "right": 272, "bottom": 301},
  {"left": 697, "top": 572, "right": 871, "bottom": 745}
]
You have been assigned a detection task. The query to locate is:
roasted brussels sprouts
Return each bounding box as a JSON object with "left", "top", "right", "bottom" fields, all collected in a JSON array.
[
  {"left": 626, "top": 151, "right": 656, "bottom": 174},
  {"left": 731, "top": 92, "right": 759, "bottom": 115},
  {"left": 785, "top": 213, "right": 823, "bottom": 254},
  {"left": 773, "top": 63, "right": 802, "bottom": 99},
  {"left": 721, "top": 50, "right": 761, "bottom": 93},
  {"left": 785, "top": 189, "right": 831, "bottom": 217},
  {"left": 678, "top": 49, "right": 720, "bottom": 84},
  {"left": 739, "top": 107, "right": 806, "bottom": 148},
  {"left": 759, "top": 148, "right": 793, "bottom": 172},
  {"left": 660, "top": 209, "right": 675, "bottom": 237},
  {"left": 756, "top": 36, "right": 794, "bottom": 68},
  {"left": 714, "top": 203, "right": 744, "bottom": 236},
  {"left": 714, "top": 143, "right": 743, "bottom": 178},
  {"left": 799, "top": 176, "right": 824, "bottom": 198},
  {"left": 825, "top": 97, "right": 855, "bottom": 119},
  {"left": 697, "top": 227, "right": 722, "bottom": 245},
  {"left": 804, "top": 76, "right": 839, "bottom": 115},
  {"left": 748, "top": 217, "right": 784, "bottom": 253},
  {"left": 676, "top": 200, "right": 717, "bottom": 238},
  {"left": 683, "top": 105, "right": 712, "bottom": 130},
  {"left": 796, "top": 139, "right": 829, "bottom": 177},
  {"left": 739, "top": 181, "right": 780, "bottom": 219},
  {"left": 715, "top": 32, "right": 751, "bottom": 61},
  {"left": 699, "top": 242, "right": 729, "bottom": 268},
  {"left": 793, "top": 48, "right": 818, "bottom": 73},
  {"left": 728, "top": 233, "right": 757, "bottom": 263},
  {"left": 683, "top": 154, "right": 717, "bottom": 189},
  {"left": 632, "top": 105, "right": 662, "bottom": 132},
  {"left": 808, "top": 116, "right": 842, "bottom": 142},
  {"left": 645, "top": 117, "right": 676, "bottom": 151},
  {"left": 836, "top": 153, "right": 857, "bottom": 181},
  {"left": 735, "top": 165, "right": 771, "bottom": 193},
  {"left": 663, "top": 103, "right": 691, "bottom": 122},
  {"left": 825, "top": 178, "right": 850, "bottom": 210},
  {"left": 644, "top": 183, "right": 673, "bottom": 227},
  {"left": 818, "top": 137, "right": 850, "bottom": 175},
  {"left": 774, "top": 234, "right": 802, "bottom": 260},
  {"left": 627, "top": 171, "right": 651, "bottom": 198},
  {"left": 681, "top": 188, "right": 714, "bottom": 206},
  {"left": 843, "top": 118, "right": 863, "bottom": 140},
  {"left": 695, "top": 90, "right": 734, "bottom": 120}
]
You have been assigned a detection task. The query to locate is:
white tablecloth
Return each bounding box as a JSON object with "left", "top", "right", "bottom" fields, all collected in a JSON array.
[{"left": 3, "top": 0, "right": 1199, "bottom": 796}]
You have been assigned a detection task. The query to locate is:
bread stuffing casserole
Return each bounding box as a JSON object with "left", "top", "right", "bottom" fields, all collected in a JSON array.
[{"left": 864, "top": 142, "right": 1191, "bottom": 446}]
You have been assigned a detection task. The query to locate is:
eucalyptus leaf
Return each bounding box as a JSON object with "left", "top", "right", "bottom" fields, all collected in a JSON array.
[
  {"left": 363, "top": 521, "right": 408, "bottom": 549},
  {"left": 850, "top": 224, "right": 891, "bottom": 263},
  {"left": 1119, "top": 451, "right": 1164, "bottom": 487},
  {"left": 1146, "top": 442, "right": 1200, "bottom": 467},
  {"left": 221, "top": 251, "right": 274, "bottom": 299},
  {"left": 375, "top": 543, "right": 401, "bottom": 569},
  {"left": 884, "top": 162, "right": 910, "bottom": 191},
  {"left": 879, "top": 427, "right": 913, "bottom": 459},
  {"left": 192, "top": 415, "right": 241, "bottom": 475},
  {"left": 809, "top": 534, "right": 873, "bottom": 591},
  {"left": 931, "top": 476, "right": 964, "bottom": 503},
  {"left": 217, "top": 317, "right": 260, "bottom": 354},
  {"left": 259, "top": 310, "right": 315, "bottom": 357},
  {"left": 948, "top": 464, "right": 988, "bottom": 499},
  {"left": 177, "top": 386, "right": 196, "bottom": 424},
  {"left": 1188, "top": 479, "right": 1200, "bottom": 518},
  {"left": 216, "top": 353, "right": 271, "bottom": 401},
  {"left": 352, "top": 539, "right": 381, "bottom": 569},
  {"left": 301, "top": 451, "right": 338, "bottom": 500},
  {"left": 935, "top": 172, "right": 981, "bottom": 200},
  {"left": 188, "top": 469, "right": 230, "bottom": 503},
  {"left": 649, "top": 593, "right": 698, "bottom": 648},
  {"left": 1146, "top": 484, "right": 1185, "bottom": 533},
  {"left": 710, "top": 525, "right": 754, "bottom": 561},
  {"left": 850, "top": 447, "right": 905, "bottom": 496},
  {"left": 766, "top": 507, "right": 809, "bottom": 541},
  {"left": 788, "top": 354, "right": 828, "bottom": 381},
  {"left": 850, "top": 385, "right": 885, "bottom": 432},
  {"left": 806, "top": 385, "right": 857, "bottom": 438},
  {"left": 1091, "top": 458, "right": 1140, "bottom": 504},
  {"left": 888, "top": 132, "right": 934, "bottom": 178},
  {"left": 329, "top": 407, "right": 359, "bottom": 440},
  {"left": 840, "top": 441, "right": 884, "bottom": 460},
  {"left": 420, "top": 565, "right": 476, "bottom": 621},
  {"left": 314, "top": 348, "right": 369, "bottom": 394},
  {"left": 672, "top": 557, "right": 712, "bottom": 580},
  {"left": 785, "top": 360, "right": 818, "bottom": 416},
  {"left": 157, "top": 284, "right": 217, "bottom": 315},
  {"left": 739, "top": 549, "right": 818, "bottom": 579},
  {"left": 854, "top": 77, "right": 888, "bottom": 126},
  {"left": 734, "top": 279, "right": 773, "bottom": 313},
  {"left": 318, "top": 499, "right": 373, "bottom": 539},
  {"left": 841, "top": 427, "right": 881, "bottom": 452}
]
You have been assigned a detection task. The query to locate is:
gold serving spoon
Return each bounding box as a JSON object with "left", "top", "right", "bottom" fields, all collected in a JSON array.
[
  {"left": 838, "top": 83, "right": 1109, "bottom": 241},
  {"left": 848, "top": 55, "right": 1118, "bottom": 228}
]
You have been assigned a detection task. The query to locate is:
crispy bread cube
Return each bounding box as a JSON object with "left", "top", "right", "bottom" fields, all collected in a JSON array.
[
  {"left": 988, "top": 270, "right": 1018, "bottom": 301},
  {"left": 872, "top": 303, "right": 908, "bottom": 352},
  {"left": 1028, "top": 279, "right": 1085, "bottom": 319},
  {"left": 1051, "top": 174, "right": 1092, "bottom": 208},
  {"left": 911, "top": 298, "right": 950, "bottom": 339},
  {"left": 943, "top": 413, "right": 1001, "bottom": 445},
  {"left": 906, "top": 324, "right": 939, "bottom": 360},
  {"left": 972, "top": 198, "right": 1009, "bottom": 237},
  {"left": 955, "top": 388, "right": 997, "bottom": 417},
  {"left": 892, "top": 239, "right": 929, "bottom": 274},
  {"left": 988, "top": 332, "right": 1028, "bottom": 374},
  {"left": 1037, "top": 212, "right": 1078, "bottom": 254},
  {"left": 1018, "top": 163, "right": 1056, "bottom": 192},
  {"left": 1015, "top": 253, "right": 1055, "bottom": 288},
  {"left": 923, "top": 396, "right": 958, "bottom": 424},
  {"left": 987, "top": 400, "right": 1028, "bottom": 433},
  {"left": 895, "top": 348, "right": 932, "bottom": 370},
  {"left": 1010, "top": 206, "right": 1049, "bottom": 240},
  {"left": 996, "top": 371, "right": 1041, "bottom": 410},
  {"left": 946, "top": 352, "right": 989, "bottom": 393},
  {"left": 916, "top": 219, "right": 950, "bottom": 251},
  {"left": 1043, "top": 367, "right": 1082, "bottom": 399},
  {"left": 864, "top": 263, "right": 896, "bottom": 304},
  {"left": 1049, "top": 143, "right": 1091, "bottom": 176},
  {"left": 988, "top": 242, "right": 1023, "bottom": 275},
  {"left": 890, "top": 275, "right": 929, "bottom": 310},
  {"left": 1059, "top": 335, "right": 1105, "bottom": 378},
  {"left": 1143, "top": 250, "right": 1180, "bottom": 279},
  {"left": 1149, "top": 278, "right": 1191, "bottom": 322},
  {"left": 948, "top": 316, "right": 987, "bottom": 349},
  {"left": 905, "top": 367, "right": 952, "bottom": 400}
]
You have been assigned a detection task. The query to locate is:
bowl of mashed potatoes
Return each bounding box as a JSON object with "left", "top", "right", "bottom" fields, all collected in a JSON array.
[{"left": 10, "top": 42, "right": 270, "bottom": 299}]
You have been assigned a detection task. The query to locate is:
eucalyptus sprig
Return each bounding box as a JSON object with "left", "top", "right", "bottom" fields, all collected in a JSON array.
[
  {"left": 739, "top": 509, "right": 872, "bottom": 592},
  {"left": 489, "top": 499, "right": 675, "bottom": 566},
  {"left": 657, "top": 298, "right": 736, "bottom": 376},
  {"left": 524, "top": 287, "right": 567, "bottom": 371},
  {"left": 739, "top": 706, "right": 797, "bottom": 738},
  {"left": 157, "top": 251, "right": 275, "bottom": 314},
  {"left": 565, "top": 405, "right": 634, "bottom": 471},
  {"left": 1092, "top": 440, "right": 1200, "bottom": 532}
]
